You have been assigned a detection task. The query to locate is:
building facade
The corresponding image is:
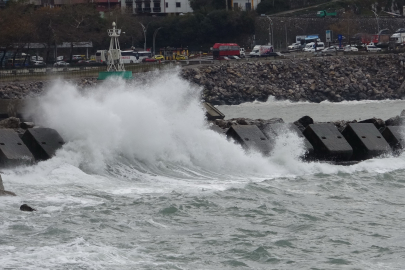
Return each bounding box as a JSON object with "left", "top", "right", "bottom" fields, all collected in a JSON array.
[
  {"left": 231, "top": 0, "right": 260, "bottom": 11},
  {"left": 121, "top": 0, "right": 192, "bottom": 15}
]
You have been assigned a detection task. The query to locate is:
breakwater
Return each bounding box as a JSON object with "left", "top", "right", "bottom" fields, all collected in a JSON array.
[{"left": 181, "top": 54, "right": 405, "bottom": 105}]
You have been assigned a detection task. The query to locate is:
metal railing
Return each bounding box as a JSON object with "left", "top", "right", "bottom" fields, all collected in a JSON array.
[{"left": 0, "top": 62, "right": 169, "bottom": 82}]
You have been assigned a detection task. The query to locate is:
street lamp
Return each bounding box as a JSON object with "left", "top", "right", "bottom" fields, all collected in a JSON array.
[
  {"left": 371, "top": 9, "right": 380, "bottom": 33},
  {"left": 281, "top": 20, "right": 288, "bottom": 49},
  {"left": 261, "top": 15, "right": 273, "bottom": 46},
  {"left": 153, "top": 27, "right": 162, "bottom": 56},
  {"left": 139, "top": 22, "right": 150, "bottom": 51}
]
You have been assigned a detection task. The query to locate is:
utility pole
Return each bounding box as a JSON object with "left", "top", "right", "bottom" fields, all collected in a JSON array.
[
  {"left": 372, "top": 9, "right": 380, "bottom": 33},
  {"left": 153, "top": 27, "right": 162, "bottom": 56},
  {"left": 139, "top": 22, "right": 149, "bottom": 51}
]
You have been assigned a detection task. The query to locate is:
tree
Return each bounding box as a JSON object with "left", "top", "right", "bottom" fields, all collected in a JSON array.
[
  {"left": 59, "top": 3, "right": 105, "bottom": 61},
  {"left": 0, "top": 0, "right": 35, "bottom": 68}
]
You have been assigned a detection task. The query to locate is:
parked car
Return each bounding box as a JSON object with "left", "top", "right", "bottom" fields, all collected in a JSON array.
[
  {"left": 303, "top": 42, "right": 325, "bottom": 52},
  {"left": 142, "top": 58, "right": 157, "bottom": 63},
  {"left": 321, "top": 46, "right": 338, "bottom": 53},
  {"left": 227, "top": 55, "right": 241, "bottom": 60},
  {"left": 32, "top": 60, "right": 46, "bottom": 66},
  {"left": 54, "top": 61, "right": 70, "bottom": 67},
  {"left": 344, "top": 45, "right": 359, "bottom": 52},
  {"left": 366, "top": 45, "right": 382, "bottom": 52},
  {"left": 31, "top": 55, "right": 43, "bottom": 61},
  {"left": 56, "top": 56, "right": 64, "bottom": 61},
  {"left": 153, "top": 55, "right": 165, "bottom": 60},
  {"left": 288, "top": 42, "right": 301, "bottom": 50},
  {"left": 175, "top": 55, "right": 186, "bottom": 60},
  {"left": 72, "top": 55, "right": 85, "bottom": 60}
]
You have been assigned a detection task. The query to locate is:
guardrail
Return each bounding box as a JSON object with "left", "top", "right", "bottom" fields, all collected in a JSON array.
[{"left": 0, "top": 62, "right": 168, "bottom": 82}]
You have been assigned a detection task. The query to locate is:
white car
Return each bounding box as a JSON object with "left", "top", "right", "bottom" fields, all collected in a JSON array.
[
  {"left": 288, "top": 42, "right": 301, "bottom": 50},
  {"left": 32, "top": 60, "right": 45, "bottom": 66},
  {"left": 344, "top": 45, "right": 359, "bottom": 52},
  {"left": 366, "top": 45, "right": 382, "bottom": 52},
  {"left": 303, "top": 42, "right": 325, "bottom": 52},
  {"left": 31, "top": 55, "right": 43, "bottom": 61},
  {"left": 54, "top": 61, "right": 70, "bottom": 67},
  {"left": 321, "top": 46, "right": 338, "bottom": 53}
]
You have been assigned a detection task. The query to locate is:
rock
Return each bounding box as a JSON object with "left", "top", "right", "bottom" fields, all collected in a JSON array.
[
  {"left": 0, "top": 117, "right": 20, "bottom": 129},
  {"left": 20, "top": 204, "right": 36, "bottom": 211},
  {"left": 385, "top": 116, "right": 405, "bottom": 126}
]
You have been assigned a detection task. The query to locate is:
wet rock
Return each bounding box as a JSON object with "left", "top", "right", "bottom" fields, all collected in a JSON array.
[
  {"left": 0, "top": 117, "right": 20, "bottom": 129},
  {"left": 181, "top": 54, "right": 405, "bottom": 105},
  {"left": 20, "top": 204, "right": 36, "bottom": 211}
]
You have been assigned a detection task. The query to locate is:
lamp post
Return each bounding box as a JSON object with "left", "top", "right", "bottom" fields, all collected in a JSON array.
[
  {"left": 372, "top": 9, "right": 380, "bottom": 33},
  {"left": 261, "top": 15, "right": 273, "bottom": 45},
  {"left": 139, "top": 22, "right": 150, "bottom": 51},
  {"left": 281, "top": 20, "right": 288, "bottom": 49},
  {"left": 153, "top": 27, "right": 162, "bottom": 56}
]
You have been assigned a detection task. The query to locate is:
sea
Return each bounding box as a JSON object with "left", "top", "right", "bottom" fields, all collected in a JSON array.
[{"left": 1, "top": 68, "right": 405, "bottom": 269}]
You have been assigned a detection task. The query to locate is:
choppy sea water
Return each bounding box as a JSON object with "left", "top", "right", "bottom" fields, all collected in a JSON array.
[{"left": 1, "top": 69, "right": 405, "bottom": 269}]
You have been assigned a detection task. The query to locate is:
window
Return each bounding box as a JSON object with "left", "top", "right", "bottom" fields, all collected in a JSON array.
[
  {"left": 233, "top": 3, "right": 238, "bottom": 9},
  {"left": 176, "top": 2, "right": 180, "bottom": 7},
  {"left": 154, "top": 2, "right": 160, "bottom": 7},
  {"left": 245, "top": 2, "right": 251, "bottom": 11},
  {"left": 145, "top": 2, "right": 150, "bottom": 7},
  {"left": 166, "top": 2, "right": 168, "bottom": 7}
]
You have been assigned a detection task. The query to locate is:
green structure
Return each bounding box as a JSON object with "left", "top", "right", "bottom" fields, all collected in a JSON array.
[
  {"left": 97, "top": 71, "right": 132, "bottom": 80},
  {"left": 98, "top": 22, "right": 132, "bottom": 80}
]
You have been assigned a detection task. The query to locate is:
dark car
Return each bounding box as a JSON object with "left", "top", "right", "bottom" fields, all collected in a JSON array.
[{"left": 142, "top": 58, "right": 157, "bottom": 63}]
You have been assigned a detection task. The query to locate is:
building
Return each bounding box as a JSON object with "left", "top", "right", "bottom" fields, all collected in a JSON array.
[
  {"left": 231, "top": 0, "right": 260, "bottom": 11},
  {"left": 28, "top": 0, "right": 121, "bottom": 13},
  {"left": 121, "top": 0, "right": 192, "bottom": 15}
]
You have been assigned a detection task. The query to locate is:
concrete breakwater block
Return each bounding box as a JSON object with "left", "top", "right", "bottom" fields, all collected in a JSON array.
[
  {"left": 303, "top": 123, "right": 353, "bottom": 161},
  {"left": 381, "top": 126, "right": 405, "bottom": 154},
  {"left": 264, "top": 123, "right": 314, "bottom": 158},
  {"left": 0, "top": 129, "right": 34, "bottom": 166},
  {"left": 226, "top": 125, "right": 271, "bottom": 155},
  {"left": 21, "top": 128, "right": 65, "bottom": 161},
  {"left": 342, "top": 123, "right": 391, "bottom": 160},
  {"left": 203, "top": 102, "right": 225, "bottom": 121}
]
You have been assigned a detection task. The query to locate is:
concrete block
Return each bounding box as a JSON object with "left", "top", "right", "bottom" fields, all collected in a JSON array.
[
  {"left": 342, "top": 123, "right": 390, "bottom": 160},
  {"left": 203, "top": 102, "right": 225, "bottom": 121},
  {"left": 226, "top": 125, "right": 271, "bottom": 155},
  {"left": 265, "top": 122, "right": 314, "bottom": 158},
  {"left": 303, "top": 123, "right": 353, "bottom": 161},
  {"left": 21, "top": 128, "right": 64, "bottom": 161},
  {"left": 380, "top": 126, "right": 405, "bottom": 154},
  {"left": 0, "top": 129, "right": 34, "bottom": 166}
]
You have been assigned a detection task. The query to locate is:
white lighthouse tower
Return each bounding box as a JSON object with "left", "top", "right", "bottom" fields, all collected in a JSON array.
[
  {"left": 107, "top": 22, "right": 124, "bottom": 72},
  {"left": 98, "top": 22, "right": 132, "bottom": 80}
]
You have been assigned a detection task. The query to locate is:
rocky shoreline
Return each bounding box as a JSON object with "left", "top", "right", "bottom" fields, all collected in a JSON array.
[
  {"left": 1, "top": 54, "right": 405, "bottom": 105},
  {"left": 181, "top": 54, "right": 405, "bottom": 105}
]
